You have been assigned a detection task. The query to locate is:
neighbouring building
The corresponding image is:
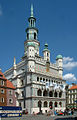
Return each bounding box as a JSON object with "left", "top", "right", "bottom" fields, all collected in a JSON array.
[
  {"left": 0, "top": 70, "right": 7, "bottom": 106},
  {"left": 0, "top": 70, "right": 16, "bottom": 106},
  {"left": 66, "top": 84, "right": 77, "bottom": 110},
  {"left": 6, "top": 79, "right": 16, "bottom": 106},
  {"left": 4, "top": 5, "right": 66, "bottom": 114}
]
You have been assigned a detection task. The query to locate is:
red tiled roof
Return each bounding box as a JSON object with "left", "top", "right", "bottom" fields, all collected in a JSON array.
[
  {"left": 0, "top": 71, "right": 7, "bottom": 80},
  {"left": 69, "top": 85, "right": 77, "bottom": 90},
  {"left": 6, "top": 80, "right": 16, "bottom": 89},
  {"left": 0, "top": 70, "right": 15, "bottom": 89}
]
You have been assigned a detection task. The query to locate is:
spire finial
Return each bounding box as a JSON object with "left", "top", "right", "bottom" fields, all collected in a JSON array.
[
  {"left": 31, "top": 4, "right": 33, "bottom": 17},
  {"left": 14, "top": 56, "right": 16, "bottom": 65}
]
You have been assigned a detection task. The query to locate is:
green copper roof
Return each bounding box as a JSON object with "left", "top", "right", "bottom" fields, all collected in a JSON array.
[
  {"left": 27, "top": 42, "right": 35, "bottom": 47},
  {"left": 43, "top": 43, "right": 50, "bottom": 52},
  {"left": 56, "top": 55, "right": 63, "bottom": 60},
  {"left": 45, "top": 43, "right": 48, "bottom": 47}
]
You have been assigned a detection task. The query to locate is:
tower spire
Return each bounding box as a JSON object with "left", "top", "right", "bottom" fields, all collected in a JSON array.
[
  {"left": 31, "top": 4, "right": 33, "bottom": 17},
  {"left": 14, "top": 56, "right": 16, "bottom": 66}
]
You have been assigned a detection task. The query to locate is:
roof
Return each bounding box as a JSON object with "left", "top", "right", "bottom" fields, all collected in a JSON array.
[
  {"left": 69, "top": 85, "right": 77, "bottom": 90},
  {"left": 27, "top": 42, "right": 35, "bottom": 47},
  {"left": 0, "top": 70, "right": 15, "bottom": 89},
  {"left": 6, "top": 80, "right": 16, "bottom": 89},
  {"left": 0, "top": 71, "right": 7, "bottom": 80},
  {"left": 56, "top": 55, "right": 63, "bottom": 60}
]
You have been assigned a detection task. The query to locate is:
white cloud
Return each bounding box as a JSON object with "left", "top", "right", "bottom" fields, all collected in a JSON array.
[
  {"left": 63, "top": 57, "right": 77, "bottom": 70},
  {"left": 63, "top": 73, "right": 77, "bottom": 81},
  {"left": 63, "top": 57, "right": 73, "bottom": 63},
  {"left": 0, "top": 4, "right": 3, "bottom": 16}
]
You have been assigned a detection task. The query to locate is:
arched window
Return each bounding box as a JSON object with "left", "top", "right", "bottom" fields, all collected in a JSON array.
[
  {"left": 59, "top": 102, "right": 62, "bottom": 107},
  {"left": 38, "top": 101, "right": 42, "bottom": 107},
  {"left": 54, "top": 91, "right": 57, "bottom": 97},
  {"left": 43, "top": 90, "right": 48, "bottom": 96},
  {"left": 49, "top": 91, "right": 53, "bottom": 97},
  {"left": 34, "top": 33, "right": 36, "bottom": 39},
  {"left": 49, "top": 102, "right": 53, "bottom": 109},
  {"left": 37, "top": 89, "right": 42, "bottom": 96},
  {"left": 59, "top": 91, "right": 62, "bottom": 98},
  {"left": 44, "top": 101, "right": 48, "bottom": 107},
  {"left": 55, "top": 102, "right": 57, "bottom": 107}
]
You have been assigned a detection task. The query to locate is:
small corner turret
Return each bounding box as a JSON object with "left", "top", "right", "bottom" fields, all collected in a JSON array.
[
  {"left": 43, "top": 43, "right": 50, "bottom": 62},
  {"left": 56, "top": 55, "right": 63, "bottom": 78}
]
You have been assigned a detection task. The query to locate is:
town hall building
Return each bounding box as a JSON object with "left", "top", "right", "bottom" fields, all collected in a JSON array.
[{"left": 4, "top": 5, "right": 66, "bottom": 114}]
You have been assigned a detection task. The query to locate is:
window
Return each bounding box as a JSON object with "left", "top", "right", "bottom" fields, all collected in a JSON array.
[
  {"left": 9, "top": 90, "right": 12, "bottom": 95},
  {"left": 21, "top": 80, "right": 24, "bottom": 85},
  {"left": 37, "top": 77, "right": 39, "bottom": 81},
  {"left": 1, "top": 89, "right": 4, "bottom": 94},
  {"left": 38, "top": 101, "right": 42, "bottom": 107},
  {"left": 37, "top": 89, "right": 42, "bottom": 96},
  {"left": 43, "top": 90, "right": 48, "bottom": 96},
  {"left": 1, "top": 80, "right": 4, "bottom": 86},
  {"left": 59, "top": 91, "right": 62, "bottom": 98},
  {"left": 19, "top": 102, "right": 21, "bottom": 107},
  {"left": 21, "top": 91, "right": 24, "bottom": 97},
  {"left": 47, "top": 53, "right": 49, "bottom": 57},
  {"left": 44, "top": 101, "right": 48, "bottom": 107},
  {"left": 49, "top": 102, "right": 53, "bottom": 109},
  {"left": 49, "top": 91, "right": 53, "bottom": 97},
  {"left": 43, "top": 78, "right": 45, "bottom": 82},
  {"left": 1, "top": 98, "right": 4, "bottom": 103},
  {"left": 54, "top": 91, "right": 57, "bottom": 97},
  {"left": 34, "top": 33, "right": 36, "bottom": 39},
  {"left": 59, "top": 102, "right": 62, "bottom": 107},
  {"left": 40, "top": 77, "right": 42, "bottom": 82},
  {"left": 31, "top": 20, "right": 32, "bottom": 26},
  {"left": 9, "top": 98, "right": 13, "bottom": 104},
  {"left": 46, "top": 79, "right": 48, "bottom": 82},
  {"left": 55, "top": 102, "right": 57, "bottom": 107}
]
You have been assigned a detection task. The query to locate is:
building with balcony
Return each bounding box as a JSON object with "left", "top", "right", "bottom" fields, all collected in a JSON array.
[{"left": 4, "top": 5, "right": 66, "bottom": 114}]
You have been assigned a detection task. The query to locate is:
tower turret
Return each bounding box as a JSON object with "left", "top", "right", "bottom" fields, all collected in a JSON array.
[
  {"left": 56, "top": 55, "right": 63, "bottom": 78},
  {"left": 43, "top": 43, "right": 50, "bottom": 62}
]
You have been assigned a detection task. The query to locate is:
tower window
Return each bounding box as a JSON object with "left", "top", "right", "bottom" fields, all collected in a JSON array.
[
  {"left": 34, "top": 33, "right": 36, "bottom": 39},
  {"left": 47, "top": 53, "right": 49, "bottom": 57},
  {"left": 27, "top": 33, "right": 29, "bottom": 39},
  {"left": 31, "top": 20, "right": 32, "bottom": 26}
]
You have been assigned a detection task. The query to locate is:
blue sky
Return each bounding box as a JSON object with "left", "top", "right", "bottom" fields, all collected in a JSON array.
[{"left": 0, "top": 0, "right": 77, "bottom": 84}]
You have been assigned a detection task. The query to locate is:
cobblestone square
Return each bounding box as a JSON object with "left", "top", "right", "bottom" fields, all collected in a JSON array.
[{"left": 1, "top": 115, "right": 77, "bottom": 120}]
